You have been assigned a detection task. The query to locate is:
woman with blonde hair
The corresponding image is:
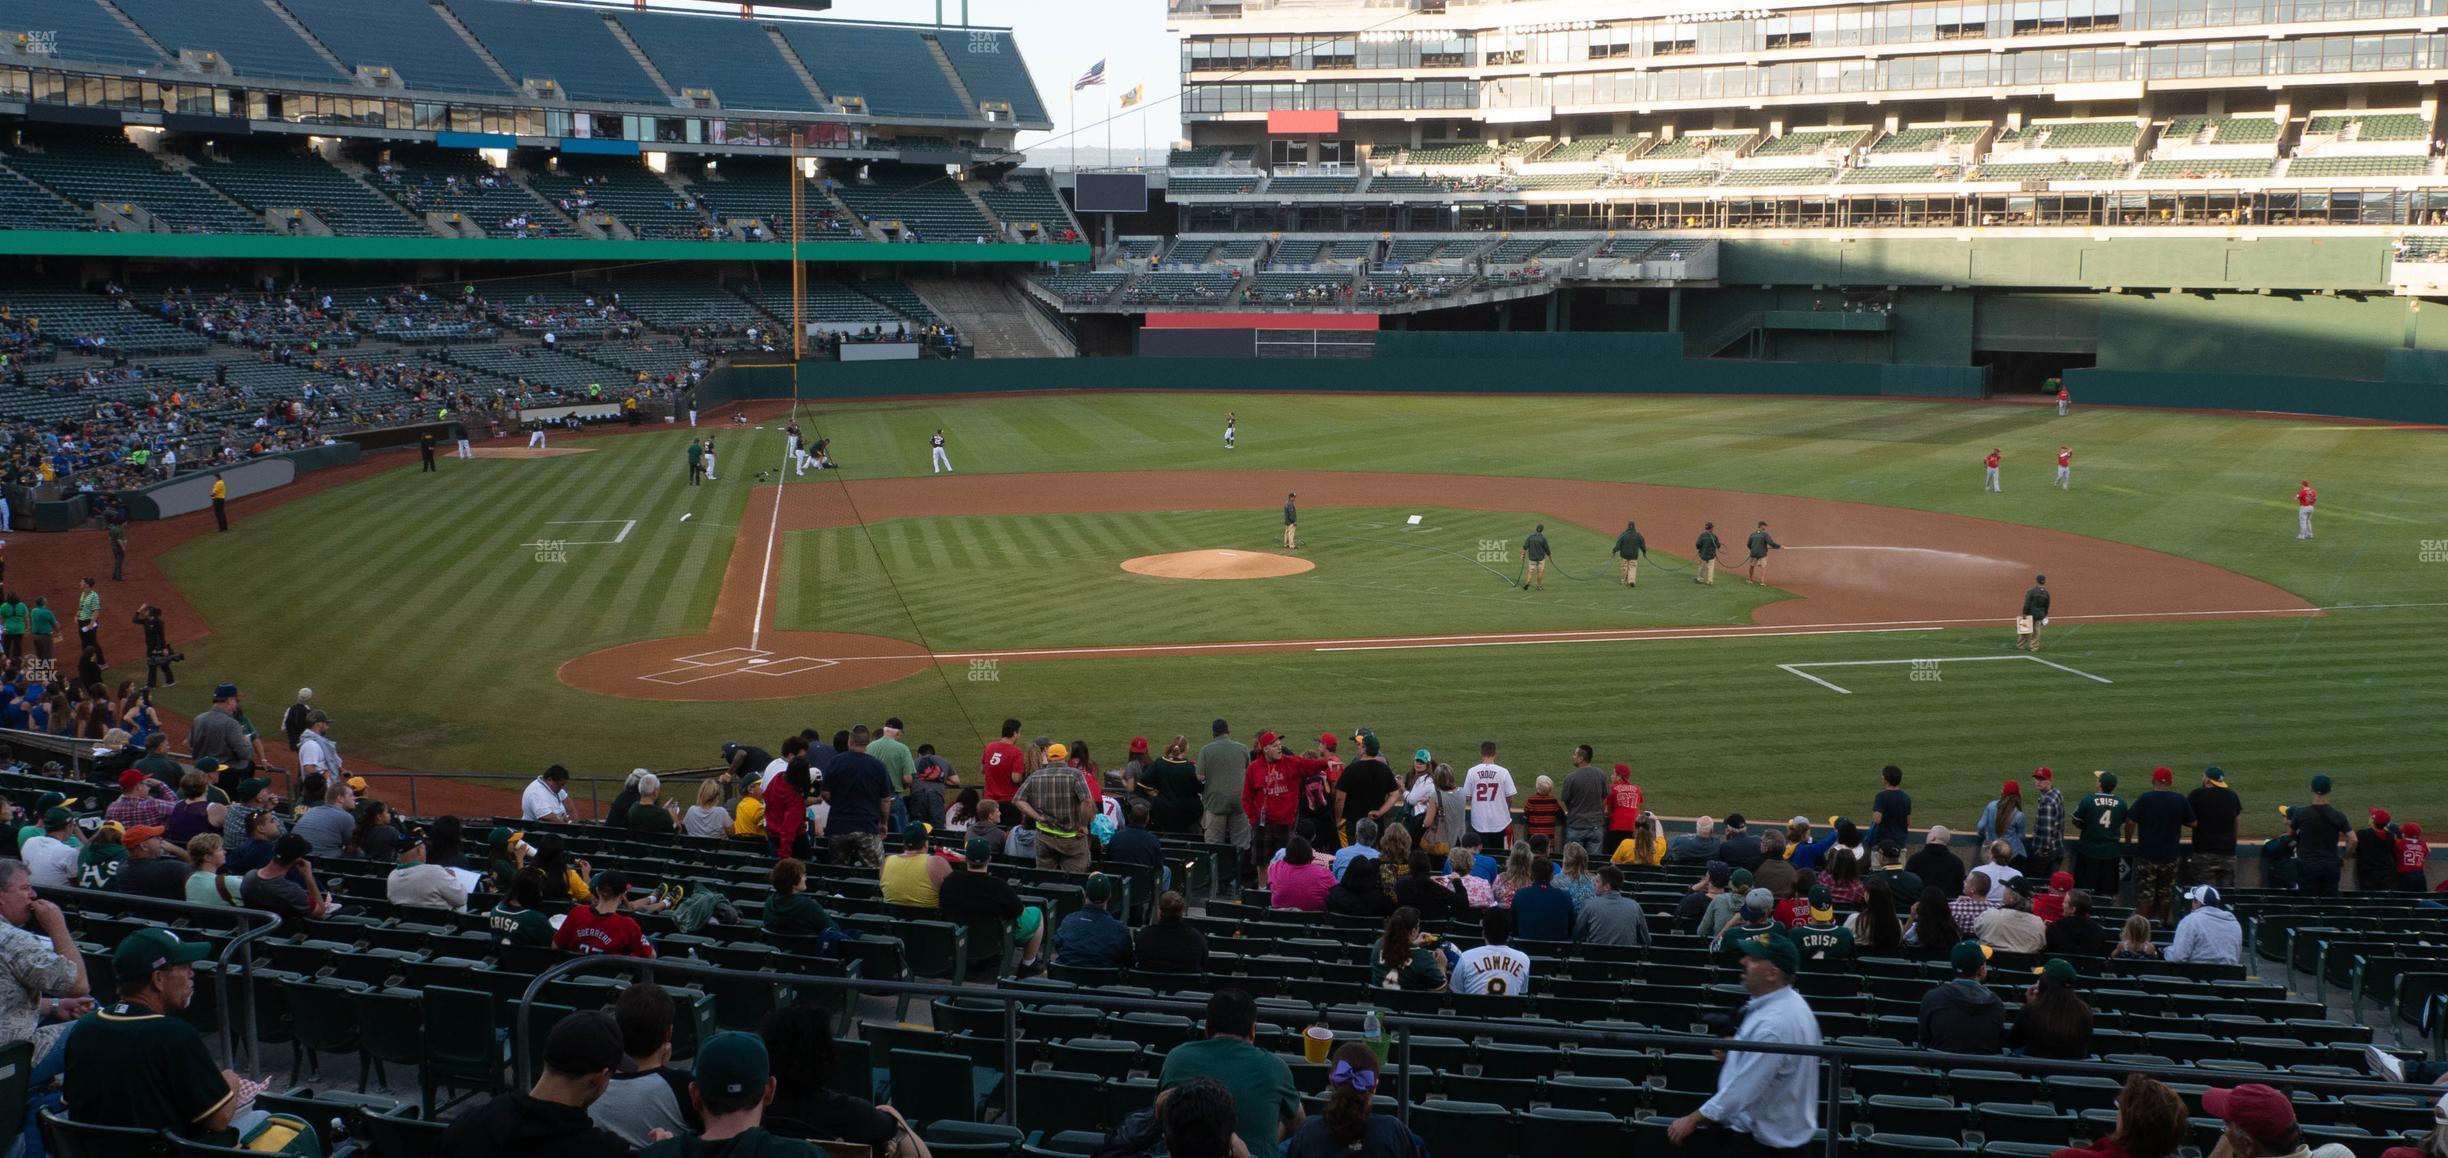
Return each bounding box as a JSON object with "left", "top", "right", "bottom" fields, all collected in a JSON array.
[
  {"left": 1491, "top": 842, "right": 1535, "bottom": 907},
  {"left": 683, "top": 778, "right": 732, "bottom": 838},
  {"left": 2113, "top": 914, "right": 2163, "bottom": 959},
  {"left": 1615, "top": 811, "right": 1667, "bottom": 866},
  {"left": 1377, "top": 823, "right": 1414, "bottom": 888},
  {"left": 183, "top": 834, "right": 246, "bottom": 907},
  {"left": 1556, "top": 840, "right": 1598, "bottom": 911}
]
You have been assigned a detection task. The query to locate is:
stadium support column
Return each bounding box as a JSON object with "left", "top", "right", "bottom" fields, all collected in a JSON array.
[{"left": 1667, "top": 288, "right": 1684, "bottom": 334}]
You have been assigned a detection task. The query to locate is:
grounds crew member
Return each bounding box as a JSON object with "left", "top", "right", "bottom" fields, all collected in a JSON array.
[
  {"left": 1283, "top": 492, "right": 1297, "bottom": 550},
  {"left": 1694, "top": 522, "right": 1722, "bottom": 586},
  {"left": 1614, "top": 520, "right": 1648, "bottom": 586},
  {"left": 2017, "top": 574, "right": 2051, "bottom": 651},
  {"left": 1522, "top": 524, "right": 1552, "bottom": 590},
  {"left": 420, "top": 431, "right": 437, "bottom": 473},
  {"left": 1745, "top": 521, "right": 1782, "bottom": 585},
  {"left": 686, "top": 439, "right": 703, "bottom": 486},
  {"left": 2072, "top": 771, "right": 2129, "bottom": 898}
]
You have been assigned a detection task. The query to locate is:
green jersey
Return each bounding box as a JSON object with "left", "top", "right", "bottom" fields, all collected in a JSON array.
[
  {"left": 28, "top": 606, "right": 54, "bottom": 635},
  {"left": 2073, "top": 791, "right": 2128, "bottom": 855},
  {"left": 62, "top": 1003, "right": 234, "bottom": 1138},
  {"left": 0, "top": 602, "right": 24, "bottom": 634},
  {"left": 489, "top": 903, "right": 556, "bottom": 946},
  {"left": 1794, "top": 922, "right": 1855, "bottom": 963}
]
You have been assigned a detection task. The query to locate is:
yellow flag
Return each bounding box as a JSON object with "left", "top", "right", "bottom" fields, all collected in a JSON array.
[{"left": 1120, "top": 84, "right": 1144, "bottom": 109}]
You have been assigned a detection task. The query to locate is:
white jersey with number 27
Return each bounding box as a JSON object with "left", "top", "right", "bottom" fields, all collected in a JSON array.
[
  {"left": 1449, "top": 945, "right": 1532, "bottom": 996},
  {"left": 1464, "top": 762, "right": 1518, "bottom": 833}
]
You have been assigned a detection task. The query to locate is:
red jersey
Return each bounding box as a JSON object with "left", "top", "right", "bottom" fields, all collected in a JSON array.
[
  {"left": 2058, "top": 388, "right": 2070, "bottom": 402},
  {"left": 765, "top": 776, "right": 806, "bottom": 850},
  {"left": 1243, "top": 753, "right": 1328, "bottom": 826},
  {"left": 2401, "top": 834, "right": 2430, "bottom": 875},
  {"left": 1606, "top": 781, "right": 1644, "bottom": 831},
  {"left": 2033, "top": 892, "right": 2067, "bottom": 924},
  {"left": 554, "top": 903, "right": 652, "bottom": 957},
  {"left": 2057, "top": 450, "right": 2071, "bottom": 468},
  {"left": 981, "top": 740, "right": 1025, "bottom": 801},
  {"left": 2297, "top": 486, "right": 2317, "bottom": 508},
  {"left": 1985, "top": 452, "right": 2001, "bottom": 469}
]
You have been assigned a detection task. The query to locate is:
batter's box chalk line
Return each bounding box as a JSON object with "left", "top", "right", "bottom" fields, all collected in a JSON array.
[
  {"left": 1777, "top": 653, "right": 2113, "bottom": 695},
  {"left": 641, "top": 648, "right": 839, "bottom": 685}
]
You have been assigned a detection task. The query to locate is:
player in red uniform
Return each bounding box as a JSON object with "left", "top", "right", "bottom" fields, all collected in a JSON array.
[
  {"left": 981, "top": 717, "right": 1026, "bottom": 803},
  {"left": 1984, "top": 448, "right": 2003, "bottom": 492},
  {"left": 2057, "top": 385, "right": 2071, "bottom": 416},
  {"left": 2054, "top": 446, "right": 2072, "bottom": 490},
  {"left": 2296, "top": 480, "right": 2318, "bottom": 540}
]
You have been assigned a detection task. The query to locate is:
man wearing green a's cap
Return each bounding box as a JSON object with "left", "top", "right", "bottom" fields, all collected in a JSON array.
[
  {"left": 1667, "top": 932, "right": 1819, "bottom": 1153},
  {"left": 63, "top": 928, "right": 241, "bottom": 1141},
  {"left": 2070, "top": 771, "right": 2128, "bottom": 899},
  {"left": 638, "top": 1031, "right": 816, "bottom": 1156}
]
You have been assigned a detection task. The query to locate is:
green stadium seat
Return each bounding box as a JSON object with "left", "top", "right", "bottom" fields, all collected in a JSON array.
[
  {"left": 1409, "top": 1100, "right": 1513, "bottom": 1153},
  {"left": 889, "top": 1049, "right": 995, "bottom": 1127},
  {"left": 420, "top": 986, "right": 510, "bottom": 1116},
  {"left": 37, "top": 1106, "right": 166, "bottom": 1158}
]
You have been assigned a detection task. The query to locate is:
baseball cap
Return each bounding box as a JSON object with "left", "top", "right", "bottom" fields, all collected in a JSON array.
[
  {"left": 542, "top": 1011, "right": 625, "bottom": 1076},
  {"left": 2096, "top": 771, "right": 2118, "bottom": 790},
  {"left": 1951, "top": 941, "right": 1994, "bottom": 975},
  {"left": 694, "top": 1031, "right": 772, "bottom": 1100},
  {"left": 1926, "top": 825, "right": 1951, "bottom": 846},
  {"left": 2370, "top": 808, "right": 2391, "bottom": 826},
  {"left": 2204, "top": 767, "right": 2227, "bottom": 784},
  {"left": 123, "top": 824, "right": 166, "bottom": 845},
  {"left": 1129, "top": 736, "right": 1149, "bottom": 754},
  {"left": 1414, "top": 749, "right": 1433, "bottom": 764},
  {"left": 234, "top": 778, "right": 270, "bottom": 802},
  {"left": 41, "top": 807, "right": 72, "bottom": 831},
  {"left": 2311, "top": 774, "right": 2333, "bottom": 794},
  {"left": 116, "top": 769, "right": 146, "bottom": 793},
  {"left": 2186, "top": 885, "right": 2223, "bottom": 907},
  {"left": 964, "top": 837, "right": 995, "bottom": 861},
  {"left": 344, "top": 776, "right": 368, "bottom": 794},
  {"left": 2001, "top": 781, "right": 2020, "bottom": 796},
  {"left": 1729, "top": 868, "right": 1754, "bottom": 890},
  {"left": 1742, "top": 887, "right": 1773, "bottom": 916},
  {"left": 2204, "top": 1084, "right": 2298, "bottom": 1143},
  {"left": 194, "top": 757, "right": 222, "bottom": 775},
  {"left": 593, "top": 869, "right": 631, "bottom": 897},
  {"left": 212, "top": 683, "right": 239, "bottom": 699},
  {"left": 2033, "top": 959, "right": 2078, "bottom": 985},
  {"left": 298, "top": 687, "right": 312, "bottom": 701},
  {"left": 1255, "top": 731, "right": 1280, "bottom": 749},
  {"left": 901, "top": 823, "right": 930, "bottom": 849},
  {"left": 2050, "top": 871, "right": 2075, "bottom": 892},
  {"left": 1706, "top": 860, "right": 1731, "bottom": 887},
  {"left": 1317, "top": 733, "right": 1338, "bottom": 751},
  {"left": 1808, "top": 885, "right": 1834, "bottom": 922},
  {"left": 2032, "top": 766, "right": 2053, "bottom": 782},
  {"left": 113, "top": 928, "right": 209, "bottom": 980},
  {"left": 2152, "top": 766, "right": 2174, "bottom": 785},
  {"left": 1083, "top": 874, "right": 1115, "bottom": 904},
  {"left": 306, "top": 709, "right": 331, "bottom": 725},
  {"left": 1045, "top": 743, "right": 1069, "bottom": 762},
  {"left": 1733, "top": 933, "right": 1799, "bottom": 976}
]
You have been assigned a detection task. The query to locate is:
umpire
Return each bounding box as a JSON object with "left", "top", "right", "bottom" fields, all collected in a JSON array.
[
  {"left": 1614, "top": 520, "right": 1648, "bottom": 587},
  {"left": 1694, "top": 522, "right": 1722, "bottom": 586},
  {"left": 2017, "top": 574, "right": 2051, "bottom": 651}
]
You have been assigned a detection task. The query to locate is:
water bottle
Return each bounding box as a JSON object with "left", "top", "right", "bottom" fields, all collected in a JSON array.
[
  {"left": 329, "top": 1117, "right": 350, "bottom": 1147},
  {"left": 1362, "top": 1007, "right": 1385, "bottom": 1061}
]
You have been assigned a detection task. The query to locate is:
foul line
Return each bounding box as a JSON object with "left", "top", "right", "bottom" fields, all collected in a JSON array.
[
  {"left": 749, "top": 477, "right": 784, "bottom": 652},
  {"left": 1778, "top": 653, "right": 2116, "bottom": 695}
]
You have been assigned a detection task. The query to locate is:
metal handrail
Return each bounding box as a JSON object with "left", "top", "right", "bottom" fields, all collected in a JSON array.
[
  {"left": 36, "top": 885, "right": 282, "bottom": 1070},
  {"left": 512, "top": 953, "right": 2429, "bottom": 1146}
]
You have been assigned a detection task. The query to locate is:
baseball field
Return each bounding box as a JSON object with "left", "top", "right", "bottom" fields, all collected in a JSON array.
[{"left": 145, "top": 390, "right": 2448, "bottom": 832}]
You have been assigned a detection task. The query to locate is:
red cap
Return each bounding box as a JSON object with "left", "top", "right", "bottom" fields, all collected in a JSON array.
[
  {"left": 2400, "top": 821, "right": 2422, "bottom": 838},
  {"left": 2371, "top": 808, "right": 2391, "bottom": 826},
  {"left": 2203, "top": 1085, "right": 2297, "bottom": 1143},
  {"left": 117, "top": 769, "right": 148, "bottom": 793},
  {"left": 122, "top": 824, "right": 167, "bottom": 844},
  {"left": 1255, "top": 731, "right": 1280, "bottom": 748},
  {"left": 1317, "top": 733, "right": 1338, "bottom": 750},
  {"left": 1129, "top": 736, "right": 1149, "bottom": 754},
  {"left": 2032, "top": 767, "right": 2053, "bottom": 781},
  {"left": 2050, "top": 871, "right": 2075, "bottom": 892},
  {"left": 2152, "top": 766, "right": 2174, "bottom": 785},
  {"left": 2001, "top": 781, "right": 2021, "bottom": 795},
  {"left": 1614, "top": 763, "right": 1631, "bottom": 777}
]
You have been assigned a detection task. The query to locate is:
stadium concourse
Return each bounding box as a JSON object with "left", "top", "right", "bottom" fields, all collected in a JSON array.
[{"left": 3, "top": 713, "right": 2446, "bottom": 1155}]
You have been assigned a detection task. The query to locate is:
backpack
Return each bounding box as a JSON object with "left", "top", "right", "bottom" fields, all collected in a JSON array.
[{"left": 669, "top": 888, "right": 729, "bottom": 933}]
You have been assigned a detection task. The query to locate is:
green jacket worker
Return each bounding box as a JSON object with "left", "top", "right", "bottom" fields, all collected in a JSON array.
[
  {"left": 1694, "top": 523, "right": 1723, "bottom": 586},
  {"left": 1522, "top": 525, "right": 1553, "bottom": 590},
  {"left": 1613, "top": 520, "right": 1648, "bottom": 587}
]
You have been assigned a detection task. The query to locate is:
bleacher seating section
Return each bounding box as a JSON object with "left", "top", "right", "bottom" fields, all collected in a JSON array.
[
  {"left": 1487, "top": 238, "right": 1572, "bottom": 263},
  {"left": 1755, "top": 128, "right": 1867, "bottom": 156},
  {"left": 375, "top": 150, "right": 567, "bottom": 238},
  {"left": 832, "top": 165, "right": 994, "bottom": 241},
  {"left": 852, "top": 280, "right": 943, "bottom": 326},
  {"left": 276, "top": 0, "right": 516, "bottom": 94},
  {"left": 775, "top": 21, "right": 971, "bottom": 121},
  {"left": 1969, "top": 161, "right": 2129, "bottom": 182},
  {"left": 1405, "top": 143, "right": 1502, "bottom": 166},
  {"left": 1362, "top": 174, "right": 1444, "bottom": 194},
  {"left": 602, "top": 281, "right": 765, "bottom": 330},
  {"left": 978, "top": 174, "right": 1078, "bottom": 237},
  {"left": 1160, "top": 240, "right": 1218, "bottom": 265},
  {"left": 1167, "top": 175, "right": 1267, "bottom": 195},
  {"left": 1512, "top": 172, "right": 1613, "bottom": 190},
  {"left": 0, "top": 291, "right": 210, "bottom": 354},
  {"left": 1267, "top": 175, "right": 1361, "bottom": 194},
  {"left": 1383, "top": 239, "right": 1449, "bottom": 264},
  {"left": 1999, "top": 119, "right": 2145, "bottom": 149},
  {"left": 1644, "top": 132, "right": 1758, "bottom": 160},
  {"left": 2287, "top": 155, "right": 2429, "bottom": 178},
  {"left": 1122, "top": 271, "right": 1237, "bottom": 304},
  {"left": 2163, "top": 116, "right": 2284, "bottom": 146},
  {"left": 1872, "top": 127, "right": 1975, "bottom": 153},
  {"left": 11, "top": 0, "right": 165, "bottom": 69},
  {"left": 532, "top": 156, "right": 721, "bottom": 241},
  {"left": 1033, "top": 272, "right": 1127, "bottom": 304},
  {"left": 1216, "top": 239, "right": 1266, "bottom": 260},
  {"left": 2138, "top": 159, "right": 2278, "bottom": 179},
  {"left": 442, "top": 344, "right": 618, "bottom": 393},
  {"left": 1719, "top": 168, "right": 1837, "bottom": 187},
  {"left": 2305, "top": 113, "right": 2431, "bottom": 141},
  {"left": 1543, "top": 136, "right": 1646, "bottom": 163},
  {"left": 937, "top": 29, "right": 1047, "bottom": 123},
  {"left": 111, "top": 0, "right": 343, "bottom": 81},
  {"left": 1114, "top": 238, "right": 1162, "bottom": 261},
  {"left": 0, "top": 165, "right": 93, "bottom": 232},
  {"left": 1245, "top": 271, "right": 1351, "bottom": 303},
  {"left": 1269, "top": 239, "right": 1326, "bottom": 266},
  {"left": 188, "top": 141, "right": 430, "bottom": 237},
  {"left": 613, "top": 10, "right": 817, "bottom": 112},
  {"left": 1839, "top": 165, "right": 1962, "bottom": 184},
  {"left": 690, "top": 160, "right": 857, "bottom": 237},
  {"left": 1, "top": 132, "right": 266, "bottom": 234},
  {"left": 442, "top": 0, "right": 671, "bottom": 105}
]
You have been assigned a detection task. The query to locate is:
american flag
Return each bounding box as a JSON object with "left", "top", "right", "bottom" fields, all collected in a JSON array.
[{"left": 1073, "top": 59, "right": 1106, "bottom": 91}]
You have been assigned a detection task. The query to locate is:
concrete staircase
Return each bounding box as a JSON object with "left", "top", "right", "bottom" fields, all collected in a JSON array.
[
  {"left": 918, "top": 32, "right": 979, "bottom": 116},
  {"left": 432, "top": 2, "right": 522, "bottom": 92},
  {"left": 904, "top": 272, "right": 1075, "bottom": 358},
  {"left": 601, "top": 15, "right": 682, "bottom": 105},
  {"left": 261, "top": 0, "right": 352, "bottom": 80},
  {"left": 766, "top": 26, "right": 830, "bottom": 107},
  {"left": 92, "top": 0, "right": 171, "bottom": 60}
]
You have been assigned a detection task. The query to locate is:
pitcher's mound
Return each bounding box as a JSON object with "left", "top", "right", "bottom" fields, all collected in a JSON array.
[{"left": 1122, "top": 549, "right": 1315, "bottom": 580}]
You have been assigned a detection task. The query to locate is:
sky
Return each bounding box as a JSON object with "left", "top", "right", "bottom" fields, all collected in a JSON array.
[{"left": 651, "top": 0, "right": 1184, "bottom": 160}]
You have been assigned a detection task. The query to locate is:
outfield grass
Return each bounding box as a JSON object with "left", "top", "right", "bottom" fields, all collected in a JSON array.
[{"left": 149, "top": 394, "right": 2448, "bottom": 834}]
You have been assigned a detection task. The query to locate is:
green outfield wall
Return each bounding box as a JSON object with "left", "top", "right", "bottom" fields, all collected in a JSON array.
[{"left": 1715, "top": 235, "right": 2394, "bottom": 292}]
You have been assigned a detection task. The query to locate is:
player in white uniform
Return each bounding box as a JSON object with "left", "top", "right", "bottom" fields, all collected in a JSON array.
[
  {"left": 1463, "top": 741, "right": 1519, "bottom": 851},
  {"left": 2054, "top": 446, "right": 2072, "bottom": 490},
  {"left": 1224, "top": 411, "right": 1236, "bottom": 450},
  {"left": 930, "top": 429, "right": 953, "bottom": 474},
  {"left": 785, "top": 422, "right": 803, "bottom": 475},
  {"left": 528, "top": 424, "right": 547, "bottom": 450},
  {"left": 702, "top": 437, "right": 717, "bottom": 481},
  {"left": 1447, "top": 910, "right": 1533, "bottom": 997}
]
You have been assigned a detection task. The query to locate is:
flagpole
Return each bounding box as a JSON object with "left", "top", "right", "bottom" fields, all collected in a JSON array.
[
  {"left": 1067, "top": 84, "right": 1074, "bottom": 175},
  {"left": 1105, "top": 94, "right": 1113, "bottom": 171}
]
